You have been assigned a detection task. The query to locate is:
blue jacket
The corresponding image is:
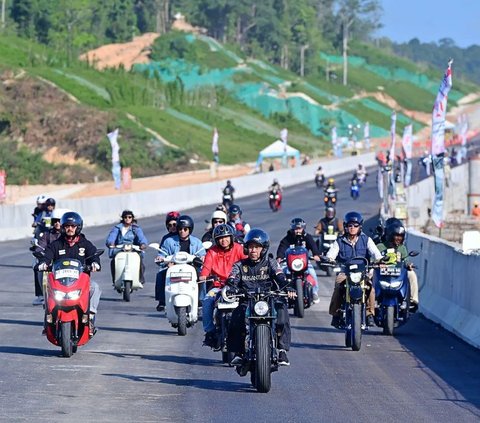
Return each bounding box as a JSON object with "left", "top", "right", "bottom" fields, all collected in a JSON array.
[
  {"left": 158, "top": 235, "right": 205, "bottom": 258},
  {"left": 105, "top": 223, "right": 148, "bottom": 258},
  {"left": 337, "top": 232, "right": 370, "bottom": 264}
]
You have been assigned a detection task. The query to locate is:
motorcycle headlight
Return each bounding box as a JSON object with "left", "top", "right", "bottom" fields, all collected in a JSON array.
[
  {"left": 291, "top": 258, "right": 304, "bottom": 271},
  {"left": 53, "top": 290, "right": 67, "bottom": 301},
  {"left": 349, "top": 272, "right": 362, "bottom": 284},
  {"left": 380, "top": 281, "right": 402, "bottom": 290},
  {"left": 66, "top": 290, "right": 81, "bottom": 300},
  {"left": 254, "top": 301, "right": 269, "bottom": 316}
]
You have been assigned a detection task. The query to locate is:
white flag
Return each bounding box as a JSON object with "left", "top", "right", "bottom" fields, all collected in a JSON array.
[
  {"left": 107, "top": 128, "right": 120, "bottom": 163},
  {"left": 431, "top": 60, "right": 453, "bottom": 156},
  {"left": 402, "top": 124, "right": 413, "bottom": 159},
  {"left": 389, "top": 112, "right": 397, "bottom": 161},
  {"left": 212, "top": 128, "right": 219, "bottom": 154}
]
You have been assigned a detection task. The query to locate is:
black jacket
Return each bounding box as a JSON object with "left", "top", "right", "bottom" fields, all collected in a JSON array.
[
  {"left": 227, "top": 255, "right": 287, "bottom": 291},
  {"left": 276, "top": 231, "right": 320, "bottom": 260},
  {"left": 41, "top": 234, "right": 100, "bottom": 273}
]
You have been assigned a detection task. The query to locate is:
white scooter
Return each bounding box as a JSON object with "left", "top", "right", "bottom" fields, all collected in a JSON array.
[
  {"left": 149, "top": 242, "right": 211, "bottom": 336},
  {"left": 111, "top": 244, "right": 143, "bottom": 302}
]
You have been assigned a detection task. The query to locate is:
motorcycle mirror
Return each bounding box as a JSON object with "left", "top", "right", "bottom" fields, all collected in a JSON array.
[
  {"left": 333, "top": 267, "right": 341, "bottom": 273},
  {"left": 148, "top": 242, "right": 161, "bottom": 251},
  {"left": 408, "top": 250, "right": 420, "bottom": 257},
  {"left": 202, "top": 241, "right": 213, "bottom": 250}
]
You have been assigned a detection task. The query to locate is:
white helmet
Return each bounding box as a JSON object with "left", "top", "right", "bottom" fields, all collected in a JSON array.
[
  {"left": 51, "top": 208, "right": 72, "bottom": 220},
  {"left": 36, "top": 195, "right": 47, "bottom": 204},
  {"left": 211, "top": 210, "right": 227, "bottom": 223}
]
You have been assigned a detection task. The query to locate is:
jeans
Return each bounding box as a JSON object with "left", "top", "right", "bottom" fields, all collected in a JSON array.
[
  {"left": 89, "top": 280, "right": 101, "bottom": 314},
  {"left": 202, "top": 288, "right": 221, "bottom": 333},
  {"left": 307, "top": 263, "right": 319, "bottom": 295}
]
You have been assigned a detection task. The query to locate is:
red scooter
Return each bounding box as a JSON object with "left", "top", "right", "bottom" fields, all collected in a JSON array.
[
  {"left": 269, "top": 189, "right": 282, "bottom": 212},
  {"left": 282, "top": 245, "right": 316, "bottom": 318},
  {"left": 41, "top": 251, "right": 103, "bottom": 357}
]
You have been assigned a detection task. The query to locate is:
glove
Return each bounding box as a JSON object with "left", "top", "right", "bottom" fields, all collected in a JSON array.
[
  {"left": 38, "top": 263, "right": 48, "bottom": 271},
  {"left": 91, "top": 262, "right": 100, "bottom": 272},
  {"left": 140, "top": 243, "right": 147, "bottom": 250}
]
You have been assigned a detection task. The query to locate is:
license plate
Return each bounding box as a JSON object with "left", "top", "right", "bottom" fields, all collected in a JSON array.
[
  {"left": 217, "top": 301, "right": 238, "bottom": 309},
  {"left": 323, "top": 234, "right": 336, "bottom": 241}
]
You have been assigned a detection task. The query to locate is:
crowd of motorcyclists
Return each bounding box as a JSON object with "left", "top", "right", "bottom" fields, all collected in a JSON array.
[{"left": 29, "top": 169, "right": 420, "bottom": 372}]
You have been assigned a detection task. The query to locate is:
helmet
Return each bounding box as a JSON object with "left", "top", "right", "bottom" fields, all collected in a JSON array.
[
  {"left": 165, "top": 211, "right": 180, "bottom": 228},
  {"left": 45, "top": 198, "right": 56, "bottom": 207},
  {"left": 325, "top": 207, "right": 335, "bottom": 219},
  {"left": 60, "top": 212, "right": 83, "bottom": 235},
  {"left": 121, "top": 210, "right": 134, "bottom": 219},
  {"left": 177, "top": 215, "right": 194, "bottom": 232},
  {"left": 385, "top": 220, "right": 406, "bottom": 243},
  {"left": 36, "top": 195, "right": 47, "bottom": 204},
  {"left": 243, "top": 228, "right": 270, "bottom": 258},
  {"left": 328, "top": 178, "right": 335, "bottom": 185},
  {"left": 213, "top": 223, "right": 234, "bottom": 246},
  {"left": 344, "top": 211, "right": 363, "bottom": 228},
  {"left": 226, "top": 180, "right": 231, "bottom": 185},
  {"left": 228, "top": 204, "right": 242, "bottom": 216},
  {"left": 273, "top": 179, "right": 278, "bottom": 184},
  {"left": 215, "top": 204, "right": 227, "bottom": 213},
  {"left": 290, "top": 217, "right": 306, "bottom": 231},
  {"left": 358, "top": 163, "right": 363, "bottom": 169},
  {"left": 317, "top": 166, "right": 322, "bottom": 170},
  {"left": 211, "top": 210, "right": 227, "bottom": 224},
  {"left": 51, "top": 208, "right": 71, "bottom": 222}
]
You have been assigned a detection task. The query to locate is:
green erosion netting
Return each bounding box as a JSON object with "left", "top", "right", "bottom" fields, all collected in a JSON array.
[{"left": 319, "top": 53, "right": 463, "bottom": 101}]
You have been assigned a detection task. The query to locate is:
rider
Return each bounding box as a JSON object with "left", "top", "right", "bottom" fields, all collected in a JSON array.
[
  {"left": 376, "top": 218, "right": 419, "bottom": 312},
  {"left": 32, "top": 195, "right": 47, "bottom": 225},
  {"left": 222, "top": 180, "right": 235, "bottom": 202},
  {"left": 354, "top": 163, "right": 367, "bottom": 182},
  {"left": 315, "top": 207, "right": 344, "bottom": 242},
  {"left": 33, "top": 197, "right": 56, "bottom": 239},
  {"left": 160, "top": 211, "right": 181, "bottom": 245},
  {"left": 154, "top": 215, "right": 206, "bottom": 312},
  {"left": 199, "top": 224, "right": 247, "bottom": 348},
  {"left": 202, "top": 210, "right": 227, "bottom": 243},
  {"left": 31, "top": 208, "right": 67, "bottom": 305},
  {"left": 106, "top": 210, "right": 148, "bottom": 285},
  {"left": 276, "top": 218, "right": 322, "bottom": 304},
  {"left": 227, "top": 204, "right": 250, "bottom": 241},
  {"left": 325, "top": 178, "right": 337, "bottom": 194},
  {"left": 325, "top": 211, "right": 382, "bottom": 328},
  {"left": 269, "top": 178, "right": 282, "bottom": 193},
  {"left": 37, "top": 212, "right": 102, "bottom": 336},
  {"left": 227, "top": 228, "right": 295, "bottom": 367},
  {"left": 315, "top": 166, "right": 325, "bottom": 186}
]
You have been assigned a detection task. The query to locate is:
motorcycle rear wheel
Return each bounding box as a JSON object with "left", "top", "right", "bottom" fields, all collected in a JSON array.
[
  {"left": 254, "top": 324, "right": 271, "bottom": 393},
  {"left": 60, "top": 322, "right": 73, "bottom": 357},
  {"left": 293, "top": 278, "right": 304, "bottom": 318},
  {"left": 177, "top": 307, "right": 187, "bottom": 336},
  {"left": 383, "top": 306, "right": 395, "bottom": 336},
  {"left": 123, "top": 281, "right": 132, "bottom": 302},
  {"left": 351, "top": 303, "right": 362, "bottom": 351}
]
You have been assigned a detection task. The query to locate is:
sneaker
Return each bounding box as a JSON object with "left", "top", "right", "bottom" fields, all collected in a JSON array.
[
  {"left": 278, "top": 349, "right": 290, "bottom": 366},
  {"left": 331, "top": 315, "right": 341, "bottom": 328},
  {"left": 203, "top": 331, "right": 218, "bottom": 348},
  {"left": 312, "top": 294, "right": 320, "bottom": 304},
  {"left": 230, "top": 355, "right": 244, "bottom": 366},
  {"left": 89, "top": 315, "right": 97, "bottom": 337},
  {"left": 366, "top": 314, "right": 375, "bottom": 327},
  {"left": 409, "top": 302, "right": 418, "bottom": 313},
  {"left": 156, "top": 303, "right": 165, "bottom": 312},
  {"left": 32, "top": 296, "right": 44, "bottom": 306}
]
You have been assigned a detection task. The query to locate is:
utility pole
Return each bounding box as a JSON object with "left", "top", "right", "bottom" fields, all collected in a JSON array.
[{"left": 342, "top": 15, "right": 353, "bottom": 86}]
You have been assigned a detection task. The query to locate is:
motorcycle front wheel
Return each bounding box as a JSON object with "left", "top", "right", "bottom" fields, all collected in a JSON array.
[
  {"left": 351, "top": 303, "right": 362, "bottom": 351},
  {"left": 254, "top": 324, "right": 271, "bottom": 393},
  {"left": 383, "top": 306, "right": 395, "bottom": 336},
  {"left": 293, "top": 278, "right": 305, "bottom": 318},
  {"left": 60, "top": 322, "right": 73, "bottom": 357},
  {"left": 123, "top": 281, "right": 132, "bottom": 302},
  {"left": 177, "top": 307, "right": 187, "bottom": 336}
]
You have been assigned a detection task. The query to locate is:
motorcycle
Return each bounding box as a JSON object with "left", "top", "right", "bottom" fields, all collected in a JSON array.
[
  {"left": 269, "top": 189, "right": 282, "bottom": 212},
  {"left": 150, "top": 242, "right": 210, "bottom": 336},
  {"left": 213, "top": 286, "right": 239, "bottom": 364},
  {"left": 226, "top": 284, "right": 288, "bottom": 393},
  {"left": 315, "top": 226, "right": 338, "bottom": 276},
  {"left": 315, "top": 174, "right": 325, "bottom": 188},
  {"left": 350, "top": 179, "right": 360, "bottom": 200},
  {"left": 324, "top": 189, "right": 337, "bottom": 208},
  {"left": 324, "top": 256, "right": 369, "bottom": 351},
  {"left": 110, "top": 244, "right": 143, "bottom": 302},
  {"left": 373, "top": 250, "right": 419, "bottom": 335},
  {"left": 35, "top": 250, "right": 104, "bottom": 357},
  {"left": 222, "top": 192, "right": 233, "bottom": 209},
  {"left": 281, "top": 245, "right": 315, "bottom": 318}
]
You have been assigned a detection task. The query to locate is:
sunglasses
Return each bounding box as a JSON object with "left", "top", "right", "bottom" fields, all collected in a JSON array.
[
  {"left": 347, "top": 223, "right": 360, "bottom": 228},
  {"left": 167, "top": 222, "right": 177, "bottom": 228},
  {"left": 212, "top": 220, "right": 225, "bottom": 224},
  {"left": 123, "top": 215, "right": 133, "bottom": 219},
  {"left": 63, "top": 224, "right": 77, "bottom": 228},
  {"left": 178, "top": 227, "right": 190, "bottom": 232}
]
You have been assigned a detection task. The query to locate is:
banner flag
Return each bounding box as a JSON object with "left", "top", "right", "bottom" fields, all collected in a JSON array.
[
  {"left": 364, "top": 122, "right": 370, "bottom": 150},
  {"left": 431, "top": 60, "right": 453, "bottom": 228},
  {"left": 212, "top": 127, "right": 219, "bottom": 163},
  {"left": 107, "top": 128, "right": 121, "bottom": 189},
  {"left": 389, "top": 112, "right": 397, "bottom": 198}
]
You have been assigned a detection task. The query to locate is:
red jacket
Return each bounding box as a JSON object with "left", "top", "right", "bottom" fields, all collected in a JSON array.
[{"left": 200, "top": 242, "right": 247, "bottom": 287}]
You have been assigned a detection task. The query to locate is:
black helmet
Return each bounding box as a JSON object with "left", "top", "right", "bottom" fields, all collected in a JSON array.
[
  {"left": 121, "top": 210, "right": 135, "bottom": 219},
  {"left": 228, "top": 204, "right": 242, "bottom": 216},
  {"left": 344, "top": 211, "right": 363, "bottom": 228},
  {"left": 385, "top": 219, "right": 406, "bottom": 243},
  {"left": 165, "top": 211, "right": 180, "bottom": 228},
  {"left": 45, "top": 198, "right": 56, "bottom": 207},
  {"left": 243, "top": 228, "right": 270, "bottom": 258},
  {"left": 226, "top": 180, "right": 231, "bottom": 185},
  {"left": 177, "top": 215, "right": 194, "bottom": 232},
  {"left": 213, "top": 224, "right": 234, "bottom": 246},
  {"left": 325, "top": 206, "right": 335, "bottom": 219},
  {"left": 61, "top": 211, "right": 83, "bottom": 235},
  {"left": 290, "top": 218, "right": 306, "bottom": 231}
]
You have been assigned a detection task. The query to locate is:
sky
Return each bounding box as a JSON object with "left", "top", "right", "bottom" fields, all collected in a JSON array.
[{"left": 377, "top": 0, "right": 480, "bottom": 48}]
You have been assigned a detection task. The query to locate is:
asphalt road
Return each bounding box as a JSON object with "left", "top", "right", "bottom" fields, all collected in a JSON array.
[{"left": 1, "top": 163, "right": 479, "bottom": 422}]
